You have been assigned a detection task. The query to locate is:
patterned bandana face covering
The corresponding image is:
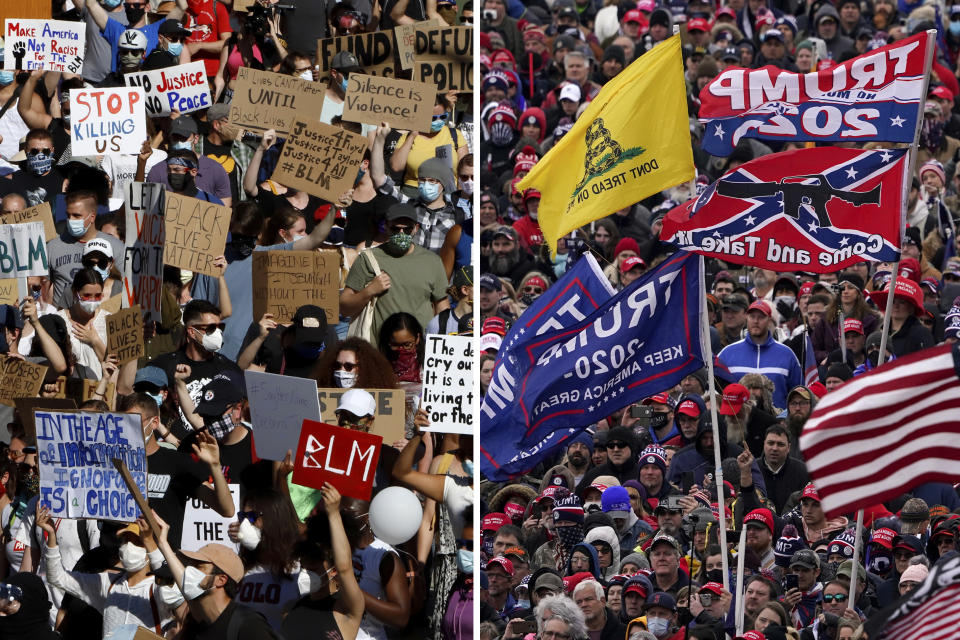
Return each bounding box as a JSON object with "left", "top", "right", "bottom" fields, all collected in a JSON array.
[{"left": 204, "top": 412, "right": 236, "bottom": 441}]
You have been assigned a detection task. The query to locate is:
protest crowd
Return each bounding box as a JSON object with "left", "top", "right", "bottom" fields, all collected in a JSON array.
[
  {"left": 0, "top": 0, "right": 475, "bottom": 638},
  {"left": 478, "top": 0, "right": 960, "bottom": 639}
]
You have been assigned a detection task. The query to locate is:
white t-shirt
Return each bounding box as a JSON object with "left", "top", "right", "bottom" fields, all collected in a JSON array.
[
  {"left": 100, "top": 151, "right": 167, "bottom": 201},
  {"left": 56, "top": 307, "right": 108, "bottom": 379},
  {"left": 443, "top": 475, "right": 473, "bottom": 537}
]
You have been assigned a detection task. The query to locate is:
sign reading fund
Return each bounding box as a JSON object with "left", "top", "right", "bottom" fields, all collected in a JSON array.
[{"left": 35, "top": 411, "right": 147, "bottom": 522}]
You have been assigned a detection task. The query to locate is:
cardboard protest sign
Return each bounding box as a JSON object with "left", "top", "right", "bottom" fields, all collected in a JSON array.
[
  {"left": 228, "top": 67, "right": 326, "bottom": 136},
  {"left": 420, "top": 334, "right": 474, "bottom": 434},
  {"left": 0, "top": 279, "right": 16, "bottom": 306},
  {"left": 35, "top": 411, "right": 147, "bottom": 521},
  {"left": 0, "top": 358, "right": 48, "bottom": 407},
  {"left": 70, "top": 87, "right": 146, "bottom": 156},
  {"left": 0, "top": 201, "right": 57, "bottom": 241},
  {"left": 100, "top": 295, "right": 123, "bottom": 314},
  {"left": 14, "top": 397, "right": 77, "bottom": 441},
  {"left": 246, "top": 371, "right": 322, "bottom": 461},
  {"left": 293, "top": 420, "right": 382, "bottom": 501},
  {"left": 0, "top": 222, "right": 48, "bottom": 278},
  {"left": 4, "top": 19, "right": 84, "bottom": 73},
  {"left": 251, "top": 251, "right": 338, "bottom": 325},
  {"left": 125, "top": 62, "right": 211, "bottom": 117},
  {"left": 413, "top": 25, "right": 472, "bottom": 92},
  {"left": 180, "top": 483, "right": 240, "bottom": 551},
  {"left": 317, "top": 31, "right": 397, "bottom": 77},
  {"left": 163, "top": 192, "right": 229, "bottom": 278},
  {"left": 271, "top": 120, "right": 367, "bottom": 202},
  {"left": 123, "top": 182, "right": 165, "bottom": 323},
  {"left": 317, "top": 388, "right": 406, "bottom": 444},
  {"left": 107, "top": 305, "right": 144, "bottom": 365},
  {"left": 342, "top": 74, "right": 436, "bottom": 132},
  {"left": 83, "top": 379, "right": 116, "bottom": 410}
]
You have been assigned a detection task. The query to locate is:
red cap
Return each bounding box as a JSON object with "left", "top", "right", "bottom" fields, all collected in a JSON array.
[
  {"left": 642, "top": 392, "right": 671, "bottom": 406},
  {"left": 738, "top": 632, "right": 766, "bottom": 640},
  {"left": 719, "top": 383, "right": 750, "bottom": 415},
  {"left": 870, "top": 527, "right": 897, "bottom": 550},
  {"left": 623, "top": 9, "right": 644, "bottom": 23},
  {"left": 842, "top": 318, "right": 864, "bottom": 335},
  {"left": 486, "top": 556, "right": 515, "bottom": 576},
  {"left": 747, "top": 300, "right": 772, "bottom": 316},
  {"left": 715, "top": 6, "right": 736, "bottom": 18},
  {"left": 482, "top": 513, "right": 510, "bottom": 531},
  {"left": 687, "top": 17, "right": 710, "bottom": 31},
  {"left": 620, "top": 256, "right": 646, "bottom": 274},
  {"left": 898, "top": 257, "right": 922, "bottom": 283},
  {"left": 536, "top": 486, "right": 562, "bottom": 502},
  {"left": 799, "top": 281, "right": 815, "bottom": 297},
  {"left": 562, "top": 571, "right": 594, "bottom": 593},
  {"left": 931, "top": 85, "right": 954, "bottom": 101},
  {"left": 801, "top": 483, "right": 821, "bottom": 502},
  {"left": 637, "top": 0, "right": 656, "bottom": 12},
  {"left": 482, "top": 316, "right": 507, "bottom": 337},
  {"left": 677, "top": 399, "right": 701, "bottom": 417},
  {"left": 624, "top": 583, "right": 649, "bottom": 598},
  {"left": 743, "top": 508, "right": 774, "bottom": 532},
  {"left": 700, "top": 581, "right": 724, "bottom": 596},
  {"left": 868, "top": 277, "right": 925, "bottom": 315},
  {"left": 808, "top": 381, "right": 827, "bottom": 398}
]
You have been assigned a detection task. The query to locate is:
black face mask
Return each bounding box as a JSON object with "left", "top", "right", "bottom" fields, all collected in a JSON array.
[
  {"left": 125, "top": 5, "right": 145, "bottom": 23},
  {"left": 169, "top": 173, "right": 193, "bottom": 193},
  {"left": 228, "top": 234, "right": 258, "bottom": 258},
  {"left": 706, "top": 569, "right": 724, "bottom": 583},
  {"left": 650, "top": 412, "right": 669, "bottom": 430}
]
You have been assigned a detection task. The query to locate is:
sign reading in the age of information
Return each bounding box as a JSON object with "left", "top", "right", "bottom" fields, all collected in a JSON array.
[
  {"left": 342, "top": 74, "right": 436, "bottom": 132},
  {"left": 163, "top": 192, "right": 230, "bottom": 278},
  {"left": 251, "top": 250, "right": 339, "bottom": 325},
  {"left": 4, "top": 19, "right": 84, "bottom": 73},
  {"left": 125, "top": 61, "right": 211, "bottom": 117},
  {"left": 228, "top": 67, "right": 326, "bottom": 136},
  {"left": 270, "top": 120, "right": 367, "bottom": 202}
]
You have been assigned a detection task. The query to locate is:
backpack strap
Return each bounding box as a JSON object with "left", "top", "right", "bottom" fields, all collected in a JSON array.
[{"left": 149, "top": 584, "right": 162, "bottom": 635}]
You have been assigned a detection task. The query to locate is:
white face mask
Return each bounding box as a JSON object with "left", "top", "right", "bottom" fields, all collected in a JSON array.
[
  {"left": 334, "top": 369, "right": 357, "bottom": 388},
  {"left": 78, "top": 297, "right": 101, "bottom": 314},
  {"left": 303, "top": 567, "right": 335, "bottom": 593},
  {"left": 181, "top": 565, "right": 212, "bottom": 601},
  {"left": 646, "top": 616, "right": 669, "bottom": 638},
  {"left": 461, "top": 179, "right": 474, "bottom": 196},
  {"left": 237, "top": 518, "right": 262, "bottom": 551},
  {"left": 200, "top": 328, "right": 223, "bottom": 352},
  {"left": 299, "top": 70, "right": 313, "bottom": 81},
  {"left": 119, "top": 541, "right": 148, "bottom": 572},
  {"left": 158, "top": 584, "right": 185, "bottom": 608}
]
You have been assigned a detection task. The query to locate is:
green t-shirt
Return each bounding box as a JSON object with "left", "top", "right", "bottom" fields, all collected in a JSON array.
[{"left": 343, "top": 245, "right": 448, "bottom": 340}]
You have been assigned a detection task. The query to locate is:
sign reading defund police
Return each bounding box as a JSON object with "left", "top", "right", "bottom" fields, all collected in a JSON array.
[
  {"left": 479, "top": 252, "right": 705, "bottom": 481},
  {"left": 35, "top": 411, "right": 147, "bottom": 522}
]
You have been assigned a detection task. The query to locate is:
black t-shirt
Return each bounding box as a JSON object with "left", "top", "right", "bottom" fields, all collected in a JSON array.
[
  {"left": 205, "top": 137, "right": 240, "bottom": 203},
  {"left": 0, "top": 169, "right": 64, "bottom": 207},
  {"left": 49, "top": 119, "right": 70, "bottom": 163},
  {"left": 146, "top": 446, "right": 209, "bottom": 550},
  {"left": 342, "top": 192, "right": 395, "bottom": 247},
  {"left": 217, "top": 428, "right": 274, "bottom": 504},
  {"left": 150, "top": 349, "right": 243, "bottom": 431},
  {"left": 238, "top": 322, "right": 338, "bottom": 378},
  {"left": 255, "top": 190, "right": 328, "bottom": 232},
  {"left": 282, "top": 595, "right": 345, "bottom": 639},
  {"left": 192, "top": 601, "right": 281, "bottom": 640}
]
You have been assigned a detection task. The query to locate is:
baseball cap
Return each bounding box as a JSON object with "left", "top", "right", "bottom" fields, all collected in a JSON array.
[
  {"left": 843, "top": 318, "right": 864, "bottom": 335},
  {"left": 480, "top": 333, "right": 502, "bottom": 352},
  {"left": 158, "top": 19, "right": 191, "bottom": 38},
  {"left": 716, "top": 6, "right": 736, "bottom": 19},
  {"left": 134, "top": 366, "right": 168, "bottom": 389},
  {"left": 687, "top": 17, "right": 709, "bottom": 31},
  {"left": 641, "top": 392, "right": 671, "bottom": 406},
  {"left": 83, "top": 238, "right": 114, "bottom": 260},
  {"left": 207, "top": 103, "right": 231, "bottom": 121},
  {"left": 720, "top": 46, "right": 740, "bottom": 62},
  {"left": 762, "top": 29, "right": 784, "bottom": 42},
  {"left": 482, "top": 316, "right": 507, "bottom": 335},
  {"left": 623, "top": 9, "right": 644, "bottom": 23},
  {"left": 790, "top": 548, "right": 820, "bottom": 570},
  {"left": 291, "top": 305, "right": 329, "bottom": 345},
  {"left": 559, "top": 83, "right": 582, "bottom": 103},
  {"left": 503, "top": 547, "right": 529, "bottom": 564},
  {"left": 331, "top": 50, "right": 363, "bottom": 72},
  {"left": 492, "top": 225, "right": 516, "bottom": 240},
  {"left": 479, "top": 274, "right": 502, "bottom": 291},
  {"left": 700, "top": 581, "right": 724, "bottom": 596},
  {"left": 335, "top": 389, "right": 376, "bottom": 418},
  {"left": 118, "top": 29, "right": 149, "bottom": 50},
  {"left": 647, "top": 533, "right": 680, "bottom": 554},
  {"left": 486, "top": 556, "right": 515, "bottom": 576},
  {"left": 384, "top": 202, "right": 418, "bottom": 222},
  {"left": 722, "top": 294, "right": 749, "bottom": 311},
  {"left": 195, "top": 377, "right": 244, "bottom": 416},
  {"left": 747, "top": 300, "right": 772, "bottom": 316},
  {"left": 801, "top": 483, "right": 820, "bottom": 502},
  {"left": 870, "top": 527, "right": 898, "bottom": 550},
  {"left": 534, "top": 572, "right": 564, "bottom": 594},
  {"left": 743, "top": 508, "right": 774, "bottom": 532},
  {"left": 719, "top": 383, "right": 750, "bottom": 415},
  {"left": 931, "top": 85, "right": 954, "bottom": 101},
  {"left": 180, "top": 543, "right": 245, "bottom": 582},
  {"left": 620, "top": 256, "right": 646, "bottom": 273},
  {"left": 481, "top": 512, "right": 510, "bottom": 531},
  {"left": 676, "top": 399, "right": 701, "bottom": 417},
  {"left": 643, "top": 592, "right": 677, "bottom": 612},
  {"left": 170, "top": 117, "right": 198, "bottom": 138},
  {"left": 624, "top": 582, "right": 648, "bottom": 597}
]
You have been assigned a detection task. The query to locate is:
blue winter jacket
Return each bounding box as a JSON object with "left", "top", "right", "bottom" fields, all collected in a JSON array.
[{"left": 718, "top": 331, "right": 803, "bottom": 409}]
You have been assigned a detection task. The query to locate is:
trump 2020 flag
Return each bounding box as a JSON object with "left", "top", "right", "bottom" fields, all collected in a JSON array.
[
  {"left": 660, "top": 146, "right": 909, "bottom": 273},
  {"left": 698, "top": 31, "right": 932, "bottom": 156},
  {"left": 480, "top": 252, "right": 705, "bottom": 481},
  {"left": 517, "top": 34, "right": 695, "bottom": 254}
]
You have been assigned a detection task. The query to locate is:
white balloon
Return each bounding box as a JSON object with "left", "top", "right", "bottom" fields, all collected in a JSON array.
[{"left": 369, "top": 487, "right": 423, "bottom": 545}]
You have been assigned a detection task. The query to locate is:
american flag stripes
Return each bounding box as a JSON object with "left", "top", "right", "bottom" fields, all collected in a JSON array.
[
  {"left": 865, "top": 553, "right": 960, "bottom": 639},
  {"left": 799, "top": 343, "right": 960, "bottom": 518},
  {"left": 803, "top": 331, "right": 818, "bottom": 387}
]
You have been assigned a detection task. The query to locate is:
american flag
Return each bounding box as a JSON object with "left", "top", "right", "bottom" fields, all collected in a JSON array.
[
  {"left": 865, "top": 553, "right": 960, "bottom": 639},
  {"left": 799, "top": 343, "right": 960, "bottom": 518},
  {"left": 803, "top": 331, "right": 818, "bottom": 387}
]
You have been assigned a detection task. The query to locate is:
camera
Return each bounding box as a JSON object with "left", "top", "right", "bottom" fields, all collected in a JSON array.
[
  {"left": 659, "top": 495, "right": 684, "bottom": 511},
  {"left": 244, "top": 4, "right": 272, "bottom": 37},
  {"left": 482, "top": 8, "right": 497, "bottom": 21}
]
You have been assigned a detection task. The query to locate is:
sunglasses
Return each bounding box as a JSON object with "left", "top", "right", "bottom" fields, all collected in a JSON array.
[
  {"left": 606, "top": 441, "right": 629, "bottom": 450},
  {"left": 190, "top": 322, "right": 226, "bottom": 335},
  {"left": 237, "top": 510, "right": 262, "bottom": 523},
  {"left": 27, "top": 148, "right": 53, "bottom": 157},
  {"left": 333, "top": 361, "right": 357, "bottom": 371},
  {"left": 822, "top": 593, "right": 848, "bottom": 603},
  {"left": 523, "top": 286, "right": 543, "bottom": 295}
]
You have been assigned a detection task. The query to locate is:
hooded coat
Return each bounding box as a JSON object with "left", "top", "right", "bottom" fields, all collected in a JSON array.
[
  {"left": 576, "top": 426, "right": 642, "bottom": 494},
  {"left": 667, "top": 413, "right": 767, "bottom": 493},
  {"left": 564, "top": 541, "right": 603, "bottom": 580},
  {"left": 585, "top": 525, "right": 622, "bottom": 581}
]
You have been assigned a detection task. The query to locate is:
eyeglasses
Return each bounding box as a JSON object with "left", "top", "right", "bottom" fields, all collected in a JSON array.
[
  {"left": 432, "top": 113, "right": 449, "bottom": 121},
  {"left": 237, "top": 510, "right": 262, "bottom": 523},
  {"left": 83, "top": 257, "right": 110, "bottom": 268},
  {"left": 77, "top": 292, "right": 104, "bottom": 301},
  {"left": 190, "top": 322, "right": 225, "bottom": 335},
  {"left": 7, "top": 449, "right": 24, "bottom": 460},
  {"left": 387, "top": 224, "right": 415, "bottom": 234},
  {"left": 27, "top": 148, "right": 53, "bottom": 157},
  {"left": 789, "top": 399, "right": 811, "bottom": 408},
  {"left": 822, "top": 593, "right": 848, "bottom": 603},
  {"left": 390, "top": 340, "right": 417, "bottom": 350},
  {"left": 699, "top": 593, "right": 718, "bottom": 605},
  {"left": 606, "top": 441, "right": 629, "bottom": 450},
  {"left": 334, "top": 361, "right": 358, "bottom": 371}
]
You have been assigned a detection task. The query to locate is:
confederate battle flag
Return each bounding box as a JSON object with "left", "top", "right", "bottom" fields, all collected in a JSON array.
[{"left": 660, "top": 146, "right": 909, "bottom": 273}]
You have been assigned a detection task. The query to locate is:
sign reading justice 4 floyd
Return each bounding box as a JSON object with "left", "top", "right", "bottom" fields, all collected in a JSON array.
[
  {"left": 4, "top": 19, "right": 84, "bottom": 74},
  {"left": 342, "top": 74, "right": 436, "bottom": 132},
  {"left": 271, "top": 120, "right": 367, "bottom": 202},
  {"left": 35, "top": 411, "right": 147, "bottom": 522},
  {"left": 228, "top": 67, "right": 326, "bottom": 136},
  {"left": 125, "top": 62, "right": 211, "bottom": 117},
  {"left": 70, "top": 87, "right": 145, "bottom": 156}
]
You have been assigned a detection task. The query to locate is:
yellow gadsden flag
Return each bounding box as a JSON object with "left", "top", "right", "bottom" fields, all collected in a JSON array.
[{"left": 518, "top": 34, "right": 695, "bottom": 253}]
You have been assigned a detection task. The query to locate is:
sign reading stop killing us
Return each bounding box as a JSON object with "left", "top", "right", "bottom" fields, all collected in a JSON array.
[{"left": 70, "top": 87, "right": 146, "bottom": 156}]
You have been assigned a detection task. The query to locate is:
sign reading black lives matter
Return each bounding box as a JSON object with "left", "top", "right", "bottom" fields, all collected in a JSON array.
[{"left": 270, "top": 120, "right": 367, "bottom": 202}]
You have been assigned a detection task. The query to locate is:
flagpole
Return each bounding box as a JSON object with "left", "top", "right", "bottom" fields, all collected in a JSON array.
[
  {"left": 699, "top": 254, "right": 729, "bottom": 591},
  {"left": 848, "top": 509, "right": 864, "bottom": 604},
  {"left": 878, "top": 29, "right": 935, "bottom": 366},
  {"left": 734, "top": 525, "right": 748, "bottom": 635}
]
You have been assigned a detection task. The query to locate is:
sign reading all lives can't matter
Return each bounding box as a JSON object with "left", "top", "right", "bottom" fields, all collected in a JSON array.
[
  {"left": 163, "top": 192, "right": 229, "bottom": 277},
  {"left": 270, "top": 120, "right": 367, "bottom": 202},
  {"left": 70, "top": 87, "right": 145, "bottom": 156},
  {"left": 4, "top": 19, "right": 84, "bottom": 73},
  {"left": 228, "top": 67, "right": 326, "bottom": 136},
  {"left": 34, "top": 411, "right": 147, "bottom": 522}
]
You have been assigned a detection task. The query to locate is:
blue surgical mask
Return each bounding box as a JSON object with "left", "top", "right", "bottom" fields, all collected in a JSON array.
[
  {"left": 147, "top": 392, "right": 163, "bottom": 408},
  {"left": 430, "top": 118, "right": 446, "bottom": 133},
  {"left": 355, "top": 168, "right": 366, "bottom": 184},
  {"left": 102, "top": 0, "right": 122, "bottom": 8},
  {"left": 418, "top": 181, "right": 441, "bottom": 202},
  {"left": 951, "top": 21, "right": 960, "bottom": 35},
  {"left": 166, "top": 42, "right": 183, "bottom": 57},
  {"left": 456, "top": 548, "right": 473, "bottom": 574},
  {"left": 0, "top": 71, "right": 13, "bottom": 86},
  {"left": 93, "top": 265, "right": 110, "bottom": 282},
  {"left": 68, "top": 218, "right": 89, "bottom": 238},
  {"left": 340, "top": 77, "right": 349, "bottom": 92},
  {"left": 171, "top": 140, "right": 192, "bottom": 151},
  {"left": 463, "top": 459, "right": 474, "bottom": 477}
]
